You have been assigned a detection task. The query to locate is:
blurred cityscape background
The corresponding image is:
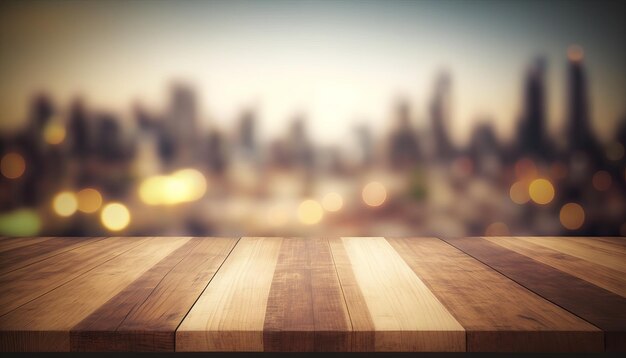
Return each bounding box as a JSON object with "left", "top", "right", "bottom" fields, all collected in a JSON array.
[{"left": 0, "top": 0, "right": 625, "bottom": 237}]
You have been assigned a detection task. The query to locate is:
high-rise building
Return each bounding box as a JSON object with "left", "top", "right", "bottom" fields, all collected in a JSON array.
[
  {"left": 565, "top": 46, "right": 599, "bottom": 158},
  {"left": 516, "top": 57, "right": 549, "bottom": 159},
  {"left": 430, "top": 71, "right": 454, "bottom": 160}
]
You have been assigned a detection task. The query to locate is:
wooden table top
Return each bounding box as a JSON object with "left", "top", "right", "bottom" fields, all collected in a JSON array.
[{"left": 0, "top": 236, "right": 624, "bottom": 352}]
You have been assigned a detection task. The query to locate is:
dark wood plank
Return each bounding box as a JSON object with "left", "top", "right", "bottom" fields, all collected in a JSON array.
[
  {"left": 70, "top": 237, "right": 237, "bottom": 352},
  {"left": 443, "top": 237, "right": 626, "bottom": 352},
  {"left": 485, "top": 237, "right": 626, "bottom": 297},
  {"left": 0, "top": 237, "right": 104, "bottom": 274},
  {"left": 388, "top": 237, "right": 602, "bottom": 352},
  {"left": 263, "top": 237, "right": 351, "bottom": 352}
]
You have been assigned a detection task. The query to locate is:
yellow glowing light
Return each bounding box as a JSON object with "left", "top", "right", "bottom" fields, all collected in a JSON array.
[
  {"left": 298, "top": 199, "right": 323, "bottom": 225},
  {"left": 53, "top": 191, "right": 78, "bottom": 217},
  {"left": 509, "top": 181, "right": 530, "bottom": 205},
  {"left": 485, "top": 222, "right": 510, "bottom": 236},
  {"left": 101, "top": 202, "right": 130, "bottom": 231},
  {"left": 568, "top": 45, "right": 584, "bottom": 62},
  {"left": 528, "top": 178, "right": 555, "bottom": 205},
  {"left": 77, "top": 188, "right": 103, "bottom": 213},
  {"left": 606, "top": 142, "right": 624, "bottom": 161},
  {"left": 362, "top": 181, "right": 387, "bottom": 207},
  {"left": 322, "top": 192, "right": 343, "bottom": 212},
  {"left": 560, "top": 203, "right": 585, "bottom": 230},
  {"left": 592, "top": 170, "right": 612, "bottom": 191},
  {"left": 43, "top": 122, "right": 66, "bottom": 145},
  {"left": 139, "top": 168, "right": 207, "bottom": 206},
  {"left": 1, "top": 152, "right": 26, "bottom": 179}
]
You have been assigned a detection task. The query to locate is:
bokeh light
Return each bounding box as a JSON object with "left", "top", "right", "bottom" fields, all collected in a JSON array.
[
  {"left": 0, "top": 209, "right": 41, "bottom": 236},
  {"left": 322, "top": 192, "right": 343, "bottom": 212},
  {"left": 1, "top": 152, "right": 26, "bottom": 179},
  {"left": 52, "top": 191, "right": 78, "bottom": 217},
  {"left": 560, "top": 202, "right": 585, "bottom": 230},
  {"left": 77, "top": 188, "right": 103, "bottom": 213},
  {"left": 298, "top": 199, "right": 323, "bottom": 225},
  {"left": 509, "top": 181, "right": 530, "bottom": 204},
  {"left": 529, "top": 178, "right": 555, "bottom": 205},
  {"left": 139, "top": 168, "right": 207, "bottom": 205},
  {"left": 43, "top": 122, "right": 66, "bottom": 145},
  {"left": 362, "top": 181, "right": 387, "bottom": 207},
  {"left": 567, "top": 44, "right": 584, "bottom": 62},
  {"left": 592, "top": 170, "right": 612, "bottom": 191},
  {"left": 101, "top": 202, "right": 131, "bottom": 231}
]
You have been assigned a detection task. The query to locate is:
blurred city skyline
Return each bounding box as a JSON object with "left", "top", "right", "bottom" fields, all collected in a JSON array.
[{"left": 1, "top": 0, "right": 625, "bottom": 147}]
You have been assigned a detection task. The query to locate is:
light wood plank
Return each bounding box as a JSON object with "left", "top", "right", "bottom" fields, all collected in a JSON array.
[
  {"left": 486, "top": 237, "right": 626, "bottom": 297},
  {"left": 0, "top": 237, "right": 105, "bottom": 274},
  {"left": 0, "top": 237, "right": 190, "bottom": 351},
  {"left": 444, "top": 237, "right": 626, "bottom": 352},
  {"left": 520, "top": 237, "right": 626, "bottom": 273},
  {"left": 263, "top": 237, "right": 351, "bottom": 352},
  {"left": 176, "top": 237, "right": 282, "bottom": 351},
  {"left": 70, "top": 237, "right": 238, "bottom": 351},
  {"left": 389, "top": 237, "right": 602, "bottom": 352},
  {"left": 333, "top": 237, "right": 465, "bottom": 352},
  {"left": 0, "top": 237, "right": 147, "bottom": 317}
]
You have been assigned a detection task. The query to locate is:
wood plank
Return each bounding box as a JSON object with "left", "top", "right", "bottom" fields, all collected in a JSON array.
[
  {"left": 263, "top": 237, "right": 351, "bottom": 352},
  {"left": 328, "top": 237, "right": 375, "bottom": 351},
  {"left": 332, "top": 237, "right": 465, "bottom": 352},
  {"left": 0, "top": 237, "right": 53, "bottom": 253},
  {"left": 0, "top": 237, "right": 190, "bottom": 351},
  {"left": 176, "top": 237, "right": 282, "bottom": 351},
  {"left": 444, "top": 237, "right": 626, "bottom": 352},
  {"left": 70, "top": 237, "right": 238, "bottom": 352},
  {"left": 561, "top": 237, "right": 626, "bottom": 255},
  {"left": 0, "top": 237, "right": 147, "bottom": 317},
  {"left": 520, "top": 237, "right": 626, "bottom": 273},
  {"left": 388, "top": 237, "right": 602, "bottom": 352},
  {"left": 485, "top": 237, "right": 626, "bottom": 297},
  {"left": 0, "top": 237, "right": 105, "bottom": 274}
]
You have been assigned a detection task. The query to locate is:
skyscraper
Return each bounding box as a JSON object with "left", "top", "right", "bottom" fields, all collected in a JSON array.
[
  {"left": 516, "top": 57, "right": 549, "bottom": 159},
  {"left": 430, "top": 71, "right": 454, "bottom": 160}
]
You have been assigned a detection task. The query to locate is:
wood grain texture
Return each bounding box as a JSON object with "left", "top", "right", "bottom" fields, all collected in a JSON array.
[
  {"left": 444, "top": 237, "right": 626, "bottom": 352},
  {"left": 0, "top": 237, "right": 189, "bottom": 351},
  {"left": 520, "top": 237, "right": 626, "bottom": 273},
  {"left": 263, "top": 237, "right": 351, "bottom": 352},
  {"left": 70, "top": 237, "right": 238, "bottom": 352},
  {"left": 332, "top": 237, "right": 465, "bottom": 352},
  {"left": 388, "top": 237, "right": 602, "bottom": 352},
  {"left": 0, "top": 237, "right": 147, "bottom": 317},
  {"left": 176, "top": 237, "right": 282, "bottom": 351},
  {"left": 485, "top": 237, "right": 626, "bottom": 297},
  {"left": 0, "top": 237, "right": 53, "bottom": 253},
  {"left": 0, "top": 237, "right": 104, "bottom": 274}
]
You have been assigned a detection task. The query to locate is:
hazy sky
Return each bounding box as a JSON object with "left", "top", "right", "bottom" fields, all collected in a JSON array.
[{"left": 1, "top": 0, "right": 624, "bottom": 146}]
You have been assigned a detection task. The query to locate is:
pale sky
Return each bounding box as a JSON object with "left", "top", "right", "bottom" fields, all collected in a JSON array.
[{"left": 1, "top": 0, "right": 625, "bottom": 146}]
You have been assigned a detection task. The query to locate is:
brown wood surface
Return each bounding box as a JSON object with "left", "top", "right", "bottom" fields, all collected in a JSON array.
[
  {"left": 485, "top": 237, "right": 626, "bottom": 297},
  {"left": 0, "top": 237, "right": 189, "bottom": 351},
  {"left": 388, "top": 237, "right": 602, "bottom": 352},
  {"left": 263, "top": 237, "right": 351, "bottom": 352},
  {"left": 0, "top": 237, "right": 147, "bottom": 317},
  {"left": 70, "top": 237, "right": 237, "bottom": 352},
  {"left": 443, "top": 236, "right": 626, "bottom": 352},
  {"left": 1, "top": 236, "right": 624, "bottom": 352},
  {"left": 0, "top": 237, "right": 104, "bottom": 274}
]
